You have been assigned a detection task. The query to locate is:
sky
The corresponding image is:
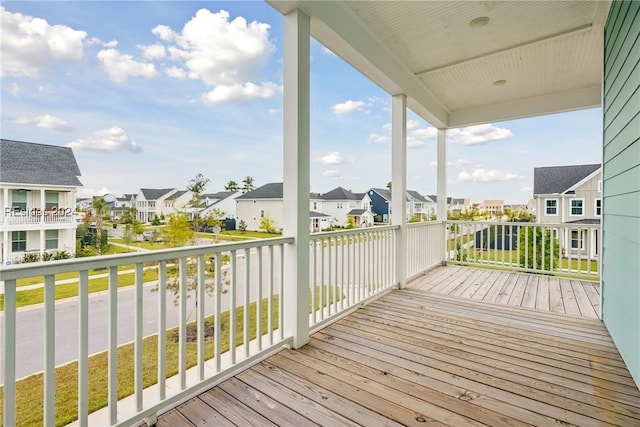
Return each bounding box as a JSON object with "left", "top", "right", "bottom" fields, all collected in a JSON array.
[{"left": 1, "top": 1, "right": 603, "bottom": 204}]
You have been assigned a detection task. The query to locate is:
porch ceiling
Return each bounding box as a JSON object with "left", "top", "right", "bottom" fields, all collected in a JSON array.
[{"left": 267, "top": 1, "right": 610, "bottom": 128}]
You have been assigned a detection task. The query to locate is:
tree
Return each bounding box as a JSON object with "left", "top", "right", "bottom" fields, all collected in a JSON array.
[
  {"left": 259, "top": 215, "right": 276, "bottom": 234},
  {"left": 123, "top": 220, "right": 144, "bottom": 249},
  {"left": 386, "top": 181, "right": 392, "bottom": 190},
  {"left": 92, "top": 197, "right": 108, "bottom": 255},
  {"left": 162, "top": 213, "right": 195, "bottom": 248},
  {"left": 518, "top": 227, "right": 560, "bottom": 272},
  {"left": 224, "top": 180, "right": 240, "bottom": 192},
  {"left": 241, "top": 176, "right": 255, "bottom": 193},
  {"left": 238, "top": 220, "right": 247, "bottom": 233},
  {"left": 187, "top": 173, "right": 210, "bottom": 232}
]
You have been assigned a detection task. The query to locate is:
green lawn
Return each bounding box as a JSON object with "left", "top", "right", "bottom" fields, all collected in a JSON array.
[{"left": 0, "top": 296, "right": 280, "bottom": 426}]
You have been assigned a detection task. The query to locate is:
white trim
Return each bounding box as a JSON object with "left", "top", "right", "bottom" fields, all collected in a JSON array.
[
  {"left": 545, "top": 198, "right": 559, "bottom": 216},
  {"left": 566, "top": 168, "right": 601, "bottom": 192},
  {"left": 570, "top": 198, "right": 585, "bottom": 216}
]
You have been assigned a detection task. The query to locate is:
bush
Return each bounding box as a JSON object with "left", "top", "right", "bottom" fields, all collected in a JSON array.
[
  {"left": 21, "top": 252, "right": 40, "bottom": 263},
  {"left": 52, "top": 250, "right": 72, "bottom": 260},
  {"left": 518, "top": 227, "right": 559, "bottom": 272}
]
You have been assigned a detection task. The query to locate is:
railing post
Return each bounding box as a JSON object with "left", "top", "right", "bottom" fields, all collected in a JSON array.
[
  {"left": 282, "top": 8, "right": 310, "bottom": 349},
  {"left": 391, "top": 94, "right": 407, "bottom": 288},
  {"left": 3, "top": 279, "right": 17, "bottom": 427}
]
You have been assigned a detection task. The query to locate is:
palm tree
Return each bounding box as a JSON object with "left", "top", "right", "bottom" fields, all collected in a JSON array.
[
  {"left": 225, "top": 180, "right": 240, "bottom": 192},
  {"left": 92, "top": 197, "right": 107, "bottom": 255},
  {"left": 241, "top": 176, "right": 255, "bottom": 193}
]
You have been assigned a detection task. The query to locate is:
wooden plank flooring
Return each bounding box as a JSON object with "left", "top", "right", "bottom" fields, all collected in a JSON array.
[
  {"left": 410, "top": 266, "right": 601, "bottom": 318},
  {"left": 157, "top": 267, "right": 640, "bottom": 426}
]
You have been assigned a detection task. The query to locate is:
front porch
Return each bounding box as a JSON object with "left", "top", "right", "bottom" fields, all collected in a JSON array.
[{"left": 157, "top": 266, "right": 640, "bottom": 427}]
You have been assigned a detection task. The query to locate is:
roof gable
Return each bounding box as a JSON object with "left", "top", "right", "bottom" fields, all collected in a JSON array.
[
  {"left": 236, "top": 182, "right": 283, "bottom": 199},
  {"left": 0, "top": 139, "right": 82, "bottom": 186},
  {"left": 533, "top": 164, "right": 600, "bottom": 195},
  {"left": 140, "top": 188, "right": 175, "bottom": 200},
  {"left": 321, "top": 186, "right": 360, "bottom": 201}
]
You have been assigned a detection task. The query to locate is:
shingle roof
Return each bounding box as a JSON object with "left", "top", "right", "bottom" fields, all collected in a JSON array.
[
  {"left": 321, "top": 187, "right": 360, "bottom": 201},
  {"left": 140, "top": 188, "right": 175, "bottom": 200},
  {"left": 533, "top": 164, "right": 600, "bottom": 195},
  {"left": 236, "top": 182, "right": 283, "bottom": 199},
  {"left": 204, "top": 191, "right": 236, "bottom": 200},
  {"left": 0, "top": 139, "right": 82, "bottom": 186},
  {"left": 407, "top": 190, "right": 429, "bottom": 203},
  {"left": 167, "top": 190, "right": 188, "bottom": 200},
  {"left": 428, "top": 195, "right": 453, "bottom": 204},
  {"left": 347, "top": 209, "right": 369, "bottom": 215},
  {"left": 371, "top": 188, "right": 392, "bottom": 200},
  {"left": 310, "top": 211, "right": 330, "bottom": 218}
]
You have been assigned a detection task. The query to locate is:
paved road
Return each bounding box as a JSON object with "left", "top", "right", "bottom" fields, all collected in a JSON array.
[{"left": 0, "top": 248, "right": 283, "bottom": 383}]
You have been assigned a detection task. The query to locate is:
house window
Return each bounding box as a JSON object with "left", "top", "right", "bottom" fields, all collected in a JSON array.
[
  {"left": 570, "top": 199, "right": 584, "bottom": 216},
  {"left": 337, "top": 202, "right": 343, "bottom": 209},
  {"left": 571, "top": 230, "right": 584, "bottom": 249},
  {"left": 12, "top": 190, "right": 27, "bottom": 210},
  {"left": 313, "top": 202, "right": 317, "bottom": 210},
  {"left": 45, "top": 230, "right": 58, "bottom": 250},
  {"left": 12, "top": 231, "right": 27, "bottom": 252},
  {"left": 545, "top": 199, "right": 558, "bottom": 215},
  {"left": 45, "top": 192, "right": 59, "bottom": 209},
  {"left": 260, "top": 209, "right": 265, "bottom": 218},
  {"left": 595, "top": 199, "right": 601, "bottom": 216},
  {"left": 349, "top": 202, "right": 356, "bottom": 209}
]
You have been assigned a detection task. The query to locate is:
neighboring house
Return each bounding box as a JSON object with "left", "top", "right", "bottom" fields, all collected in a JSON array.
[
  {"left": 76, "top": 198, "right": 93, "bottom": 212},
  {"left": 164, "top": 190, "right": 193, "bottom": 213},
  {"left": 450, "top": 198, "right": 471, "bottom": 215},
  {"left": 427, "top": 195, "right": 453, "bottom": 214},
  {"left": 135, "top": 188, "right": 177, "bottom": 223},
  {"left": 0, "top": 139, "right": 82, "bottom": 263},
  {"left": 199, "top": 191, "right": 242, "bottom": 219},
  {"left": 368, "top": 188, "right": 433, "bottom": 224},
  {"left": 407, "top": 191, "right": 435, "bottom": 221},
  {"left": 533, "top": 163, "right": 601, "bottom": 259},
  {"left": 235, "top": 182, "right": 324, "bottom": 233},
  {"left": 319, "top": 187, "right": 373, "bottom": 227},
  {"left": 482, "top": 199, "right": 504, "bottom": 216},
  {"left": 112, "top": 193, "right": 136, "bottom": 220}
]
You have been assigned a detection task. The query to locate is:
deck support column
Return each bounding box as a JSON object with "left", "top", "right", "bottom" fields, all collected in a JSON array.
[
  {"left": 282, "top": 8, "right": 310, "bottom": 349},
  {"left": 391, "top": 94, "right": 407, "bottom": 288},
  {"left": 437, "top": 129, "right": 448, "bottom": 263}
]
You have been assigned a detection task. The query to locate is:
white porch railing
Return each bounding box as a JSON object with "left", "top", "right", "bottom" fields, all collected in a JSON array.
[
  {"left": 3, "top": 209, "right": 76, "bottom": 225},
  {"left": 1, "top": 238, "right": 293, "bottom": 427},
  {"left": 308, "top": 226, "right": 400, "bottom": 330},
  {"left": 446, "top": 220, "right": 600, "bottom": 280},
  {"left": 407, "top": 221, "right": 446, "bottom": 278}
]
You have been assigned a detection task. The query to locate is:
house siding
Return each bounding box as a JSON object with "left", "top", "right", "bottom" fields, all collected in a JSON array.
[{"left": 602, "top": 0, "right": 640, "bottom": 387}]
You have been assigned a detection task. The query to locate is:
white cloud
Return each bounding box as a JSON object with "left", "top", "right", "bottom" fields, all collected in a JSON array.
[
  {"left": 165, "top": 66, "right": 187, "bottom": 79},
  {"left": 37, "top": 114, "right": 73, "bottom": 132},
  {"left": 321, "top": 152, "right": 343, "bottom": 165},
  {"left": 9, "top": 83, "right": 22, "bottom": 96},
  {"left": 522, "top": 186, "right": 533, "bottom": 192},
  {"left": 68, "top": 127, "right": 143, "bottom": 153},
  {"left": 368, "top": 133, "right": 390, "bottom": 145},
  {"left": 1, "top": 6, "right": 86, "bottom": 77},
  {"left": 457, "top": 168, "right": 524, "bottom": 183},
  {"left": 151, "top": 8, "right": 276, "bottom": 104},
  {"left": 140, "top": 43, "right": 166, "bottom": 60},
  {"left": 322, "top": 170, "right": 341, "bottom": 178},
  {"left": 97, "top": 48, "right": 157, "bottom": 83},
  {"left": 448, "top": 124, "right": 513, "bottom": 146},
  {"left": 14, "top": 114, "right": 74, "bottom": 132},
  {"left": 333, "top": 100, "right": 365, "bottom": 115},
  {"left": 201, "top": 82, "right": 279, "bottom": 104},
  {"left": 407, "top": 119, "right": 420, "bottom": 130}
]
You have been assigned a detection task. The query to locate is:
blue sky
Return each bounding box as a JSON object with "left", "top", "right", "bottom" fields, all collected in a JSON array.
[{"left": 1, "top": 1, "right": 602, "bottom": 204}]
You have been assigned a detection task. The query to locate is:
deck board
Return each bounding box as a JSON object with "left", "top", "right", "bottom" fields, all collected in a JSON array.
[{"left": 158, "top": 266, "right": 640, "bottom": 427}]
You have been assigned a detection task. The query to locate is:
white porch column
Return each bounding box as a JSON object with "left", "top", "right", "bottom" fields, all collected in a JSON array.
[
  {"left": 436, "top": 129, "right": 447, "bottom": 220},
  {"left": 282, "top": 8, "right": 310, "bottom": 349},
  {"left": 391, "top": 94, "right": 407, "bottom": 288},
  {"left": 3, "top": 187, "right": 8, "bottom": 225},
  {"left": 437, "top": 129, "right": 448, "bottom": 263}
]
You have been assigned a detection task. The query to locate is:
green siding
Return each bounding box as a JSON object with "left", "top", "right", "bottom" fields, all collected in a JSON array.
[{"left": 602, "top": 0, "right": 640, "bottom": 388}]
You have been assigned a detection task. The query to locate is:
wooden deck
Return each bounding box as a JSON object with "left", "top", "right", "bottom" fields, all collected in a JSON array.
[
  {"left": 157, "top": 267, "right": 640, "bottom": 426},
  {"left": 410, "top": 265, "right": 601, "bottom": 318}
]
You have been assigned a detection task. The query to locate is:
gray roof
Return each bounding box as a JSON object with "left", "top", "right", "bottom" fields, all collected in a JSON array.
[
  {"left": 347, "top": 209, "right": 369, "bottom": 216},
  {"left": 236, "top": 182, "right": 283, "bottom": 199},
  {"left": 167, "top": 190, "right": 189, "bottom": 200},
  {"left": 566, "top": 218, "right": 601, "bottom": 225},
  {"left": 407, "top": 190, "right": 429, "bottom": 203},
  {"left": 428, "top": 195, "right": 453, "bottom": 204},
  {"left": 371, "top": 188, "right": 392, "bottom": 200},
  {"left": 204, "top": 191, "right": 235, "bottom": 200},
  {"left": 321, "top": 187, "right": 360, "bottom": 201},
  {"left": 0, "top": 139, "right": 82, "bottom": 186},
  {"left": 534, "top": 164, "right": 600, "bottom": 195},
  {"left": 310, "top": 210, "right": 330, "bottom": 218},
  {"left": 140, "top": 188, "right": 175, "bottom": 200}
]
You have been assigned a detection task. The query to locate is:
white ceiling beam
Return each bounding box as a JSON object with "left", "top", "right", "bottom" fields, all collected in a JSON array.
[{"left": 448, "top": 86, "right": 602, "bottom": 128}]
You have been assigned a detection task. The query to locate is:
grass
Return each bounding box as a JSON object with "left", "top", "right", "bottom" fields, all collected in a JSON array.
[
  {"left": 0, "top": 296, "right": 280, "bottom": 426},
  {"left": 1, "top": 268, "right": 160, "bottom": 311}
]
